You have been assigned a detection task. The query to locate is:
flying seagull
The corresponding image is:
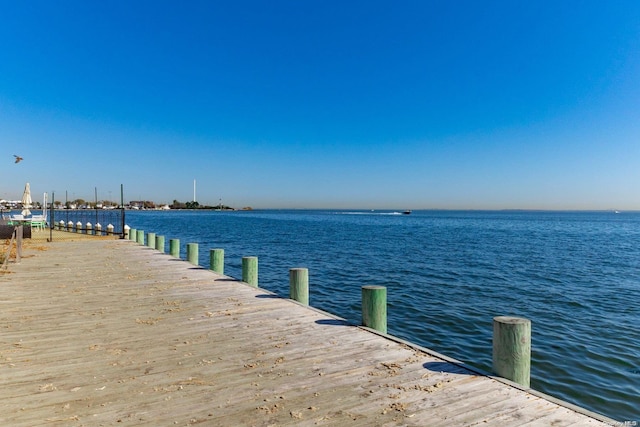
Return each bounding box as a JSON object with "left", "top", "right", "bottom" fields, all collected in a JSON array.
[{"left": 14, "top": 155, "right": 23, "bottom": 163}]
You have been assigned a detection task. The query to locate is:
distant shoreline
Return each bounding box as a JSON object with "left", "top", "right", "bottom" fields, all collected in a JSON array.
[
  {"left": 123, "top": 208, "right": 639, "bottom": 214},
  {"left": 2, "top": 207, "right": 637, "bottom": 214}
]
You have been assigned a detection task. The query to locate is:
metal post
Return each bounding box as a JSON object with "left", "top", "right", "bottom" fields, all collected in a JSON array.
[{"left": 50, "top": 192, "right": 54, "bottom": 242}]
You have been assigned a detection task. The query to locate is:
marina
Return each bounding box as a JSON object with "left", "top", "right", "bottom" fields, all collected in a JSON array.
[
  {"left": 121, "top": 209, "right": 640, "bottom": 422},
  {"left": 0, "top": 229, "right": 617, "bottom": 425}
]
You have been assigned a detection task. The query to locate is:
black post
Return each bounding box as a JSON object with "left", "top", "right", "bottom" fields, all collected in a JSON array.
[
  {"left": 95, "top": 187, "right": 98, "bottom": 227},
  {"left": 50, "top": 192, "right": 55, "bottom": 242},
  {"left": 120, "top": 184, "right": 126, "bottom": 239}
]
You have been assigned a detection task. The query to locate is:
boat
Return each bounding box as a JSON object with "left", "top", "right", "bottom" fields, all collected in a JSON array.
[{"left": 403, "top": 210, "right": 412, "bottom": 215}]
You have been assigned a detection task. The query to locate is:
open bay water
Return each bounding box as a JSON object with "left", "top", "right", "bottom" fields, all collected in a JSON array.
[{"left": 126, "top": 209, "right": 639, "bottom": 421}]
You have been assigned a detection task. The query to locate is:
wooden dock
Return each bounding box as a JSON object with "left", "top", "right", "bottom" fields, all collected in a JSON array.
[{"left": 1, "top": 235, "right": 615, "bottom": 426}]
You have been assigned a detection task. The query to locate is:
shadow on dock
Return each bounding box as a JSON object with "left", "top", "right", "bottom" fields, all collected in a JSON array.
[{"left": 423, "top": 361, "right": 477, "bottom": 376}]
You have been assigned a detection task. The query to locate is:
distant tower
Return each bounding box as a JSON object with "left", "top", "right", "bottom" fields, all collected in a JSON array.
[{"left": 193, "top": 179, "right": 196, "bottom": 202}]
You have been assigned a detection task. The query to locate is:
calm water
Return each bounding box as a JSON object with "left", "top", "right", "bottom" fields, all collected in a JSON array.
[{"left": 126, "top": 209, "right": 639, "bottom": 421}]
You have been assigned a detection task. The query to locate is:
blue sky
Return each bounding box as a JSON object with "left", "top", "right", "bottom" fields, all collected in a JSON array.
[{"left": 1, "top": 1, "right": 639, "bottom": 209}]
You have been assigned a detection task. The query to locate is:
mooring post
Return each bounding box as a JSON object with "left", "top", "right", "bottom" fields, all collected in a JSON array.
[
  {"left": 96, "top": 223, "right": 103, "bottom": 236},
  {"left": 492, "top": 316, "right": 531, "bottom": 388},
  {"left": 242, "top": 256, "right": 258, "bottom": 287},
  {"left": 156, "top": 235, "right": 165, "bottom": 253},
  {"left": 147, "top": 232, "right": 156, "bottom": 248},
  {"left": 210, "top": 249, "right": 224, "bottom": 274},
  {"left": 136, "top": 229, "right": 145, "bottom": 245},
  {"left": 289, "top": 268, "right": 309, "bottom": 305},
  {"left": 123, "top": 225, "right": 130, "bottom": 239},
  {"left": 86, "top": 222, "right": 92, "bottom": 235},
  {"left": 76, "top": 221, "right": 82, "bottom": 233},
  {"left": 128, "top": 228, "right": 136, "bottom": 240},
  {"left": 169, "top": 239, "right": 180, "bottom": 257},
  {"left": 67, "top": 221, "right": 73, "bottom": 232},
  {"left": 362, "top": 285, "right": 387, "bottom": 333},
  {"left": 187, "top": 243, "right": 199, "bottom": 265},
  {"left": 16, "top": 225, "right": 23, "bottom": 262}
]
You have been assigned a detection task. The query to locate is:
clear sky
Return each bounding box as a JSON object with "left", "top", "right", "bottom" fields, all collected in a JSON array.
[{"left": 1, "top": 1, "right": 639, "bottom": 210}]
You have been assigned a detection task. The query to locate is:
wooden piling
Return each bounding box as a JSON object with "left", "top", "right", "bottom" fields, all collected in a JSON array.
[
  {"left": 129, "top": 228, "right": 136, "bottom": 241},
  {"left": 242, "top": 256, "right": 258, "bottom": 287},
  {"left": 210, "top": 249, "right": 224, "bottom": 274},
  {"left": 86, "top": 222, "right": 93, "bottom": 235},
  {"left": 155, "top": 235, "right": 165, "bottom": 253},
  {"left": 16, "top": 225, "right": 23, "bottom": 262},
  {"left": 289, "top": 268, "right": 309, "bottom": 305},
  {"left": 362, "top": 285, "right": 387, "bottom": 334},
  {"left": 136, "top": 229, "right": 145, "bottom": 245},
  {"left": 186, "top": 243, "right": 198, "bottom": 265},
  {"left": 493, "top": 316, "right": 531, "bottom": 388},
  {"left": 147, "top": 232, "right": 156, "bottom": 248},
  {"left": 169, "top": 239, "right": 180, "bottom": 258}
]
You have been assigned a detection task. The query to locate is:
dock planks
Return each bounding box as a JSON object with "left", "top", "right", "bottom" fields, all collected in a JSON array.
[{"left": 1, "top": 238, "right": 614, "bottom": 426}]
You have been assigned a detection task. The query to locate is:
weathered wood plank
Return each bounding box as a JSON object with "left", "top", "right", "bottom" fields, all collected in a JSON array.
[{"left": 0, "top": 239, "right": 615, "bottom": 426}]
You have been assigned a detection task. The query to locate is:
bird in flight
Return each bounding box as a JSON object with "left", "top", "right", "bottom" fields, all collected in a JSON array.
[{"left": 14, "top": 155, "right": 23, "bottom": 163}]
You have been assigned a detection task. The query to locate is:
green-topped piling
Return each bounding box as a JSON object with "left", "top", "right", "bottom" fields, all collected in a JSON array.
[
  {"left": 147, "top": 232, "right": 156, "bottom": 248},
  {"left": 210, "top": 249, "right": 224, "bottom": 274},
  {"left": 155, "top": 235, "right": 165, "bottom": 253},
  {"left": 493, "top": 316, "right": 531, "bottom": 388},
  {"left": 169, "top": 239, "right": 180, "bottom": 257},
  {"left": 242, "top": 256, "right": 258, "bottom": 287},
  {"left": 187, "top": 243, "right": 198, "bottom": 265},
  {"left": 289, "top": 268, "right": 309, "bottom": 305},
  {"left": 362, "top": 285, "right": 387, "bottom": 333}
]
